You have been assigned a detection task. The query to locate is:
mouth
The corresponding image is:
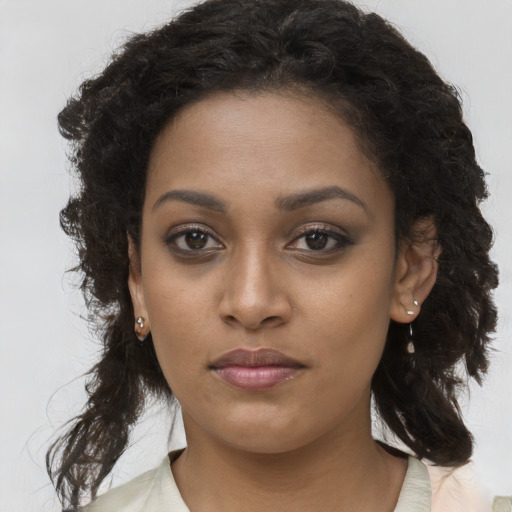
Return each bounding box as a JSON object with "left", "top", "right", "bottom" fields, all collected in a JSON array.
[{"left": 209, "top": 348, "right": 305, "bottom": 391}]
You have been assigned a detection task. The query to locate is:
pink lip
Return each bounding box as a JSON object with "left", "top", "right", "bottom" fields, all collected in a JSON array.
[{"left": 210, "top": 348, "right": 304, "bottom": 391}]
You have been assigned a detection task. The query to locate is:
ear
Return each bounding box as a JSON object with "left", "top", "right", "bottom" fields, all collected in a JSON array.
[
  {"left": 127, "top": 235, "right": 151, "bottom": 336},
  {"left": 390, "top": 217, "right": 441, "bottom": 323}
]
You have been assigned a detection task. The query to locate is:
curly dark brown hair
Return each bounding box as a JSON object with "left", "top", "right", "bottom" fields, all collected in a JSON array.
[{"left": 47, "top": 0, "right": 498, "bottom": 509}]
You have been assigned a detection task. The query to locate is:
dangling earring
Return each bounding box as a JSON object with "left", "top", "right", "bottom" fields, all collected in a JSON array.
[
  {"left": 407, "top": 299, "right": 419, "bottom": 354},
  {"left": 407, "top": 323, "right": 415, "bottom": 354},
  {"left": 135, "top": 316, "right": 148, "bottom": 343}
]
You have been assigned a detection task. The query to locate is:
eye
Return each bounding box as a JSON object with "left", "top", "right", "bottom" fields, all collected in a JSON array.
[
  {"left": 165, "top": 226, "right": 224, "bottom": 254},
  {"left": 287, "top": 226, "right": 352, "bottom": 253}
]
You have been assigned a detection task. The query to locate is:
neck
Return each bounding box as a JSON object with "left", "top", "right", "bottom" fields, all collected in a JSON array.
[{"left": 172, "top": 411, "right": 407, "bottom": 512}]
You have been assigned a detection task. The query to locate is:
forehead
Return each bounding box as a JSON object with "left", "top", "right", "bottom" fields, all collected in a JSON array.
[{"left": 146, "top": 91, "right": 391, "bottom": 214}]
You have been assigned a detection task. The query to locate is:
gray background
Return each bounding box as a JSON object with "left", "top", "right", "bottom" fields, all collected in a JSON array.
[{"left": 1, "top": 1, "right": 511, "bottom": 510}]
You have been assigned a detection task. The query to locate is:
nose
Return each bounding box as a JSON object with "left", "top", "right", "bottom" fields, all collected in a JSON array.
[{"left": 218, "top": 246, "right": 292, "bottom": 330}]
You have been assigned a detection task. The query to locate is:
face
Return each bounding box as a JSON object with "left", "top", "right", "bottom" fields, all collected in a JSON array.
[{"left": 130, "top": 91, "right": 415, "bottom": 455}]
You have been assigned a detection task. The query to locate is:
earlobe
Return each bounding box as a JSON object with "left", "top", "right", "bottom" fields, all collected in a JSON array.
[
  {"left": 127, "top": 235, "right": 151, "bottom": 338},
  {"left": 390, "top": 218, "right": 441, "bottom": 324}
]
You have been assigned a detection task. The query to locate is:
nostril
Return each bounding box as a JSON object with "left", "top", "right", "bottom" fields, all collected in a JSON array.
[
  {"left": 221, "top": 313, "right": 283, "bottom": 330},
  {"left": 224, "top": 315, "right": 238, "bottom": 324}
]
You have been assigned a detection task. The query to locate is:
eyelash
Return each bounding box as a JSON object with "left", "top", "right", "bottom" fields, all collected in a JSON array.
[
  {"left": 163, "top": 223, "right": 353, "bottom": 257},
  {"left": 164, "top": 224, "right": 223, "bottom": 257},
  {"left": 287, "top": 225, "right": 353, "bottom": 253}
]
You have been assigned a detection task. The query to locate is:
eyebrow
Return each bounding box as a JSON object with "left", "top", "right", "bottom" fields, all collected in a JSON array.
[
  {"left": 275, "top": 186, "right": 367, "bottom": 212},
  {"left": 152, "top": 190, "right": 227, "bottom": 213},
  {"left": 152, "top": 185, "right": 367, "bottom": 214}
]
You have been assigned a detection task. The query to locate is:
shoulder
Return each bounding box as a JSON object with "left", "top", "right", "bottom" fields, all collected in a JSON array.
[
  {"left": 83, "top": 466, "right": 159, "bottom": 512},
  {"left": 426, "top": 462, "right": 493, "bottom": 512},
  {"left": 397, "top": 456, "right": 495, "bottom": 512},
  {"left": 83, "top": 452, "right": 188, "bottom": 512}
]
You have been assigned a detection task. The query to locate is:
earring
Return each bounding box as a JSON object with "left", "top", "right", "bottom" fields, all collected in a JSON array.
[
  {"left": 407, "top": 299, "right": 420, "bottom": 315},
  {"left": 135, "top": 316, "right": 148, "bottom": 342},
  {"left": 407, "top": 323, "right": 415, "bottom": 354}
]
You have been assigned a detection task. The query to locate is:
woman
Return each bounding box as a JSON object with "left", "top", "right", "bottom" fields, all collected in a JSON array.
[{"left": 47, "top": 0, "right": 500, "bottom": 510}]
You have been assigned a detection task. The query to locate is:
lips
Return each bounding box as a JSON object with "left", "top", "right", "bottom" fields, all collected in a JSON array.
[{"left": 210, "top": 348, "right": 305, "bottom": 391}]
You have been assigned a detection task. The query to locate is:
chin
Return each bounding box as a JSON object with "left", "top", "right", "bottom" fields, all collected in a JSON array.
[
  {"left": 208, "top": 411, "right": 334, "bottom": 456},
  {"left": 222, "top": 432, "right": 314, "bottom": 456}
]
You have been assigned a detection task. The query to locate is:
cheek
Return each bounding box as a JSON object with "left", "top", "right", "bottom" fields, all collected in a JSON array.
[
  {"left": 143, "top": 273, "right": 213, "bottom": 380},
  {"left": 303, "top": 255, "right": 394, "bottom": 380}
]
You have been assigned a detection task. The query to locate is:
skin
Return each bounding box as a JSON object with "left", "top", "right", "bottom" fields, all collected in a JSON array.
[{"left": 128, "top": 91, "right": 439, "bottom": 512}]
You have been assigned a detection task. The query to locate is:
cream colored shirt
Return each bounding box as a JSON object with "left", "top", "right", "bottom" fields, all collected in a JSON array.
[{"left": 85, "top": 452, "right": 494, "bottom": 511}]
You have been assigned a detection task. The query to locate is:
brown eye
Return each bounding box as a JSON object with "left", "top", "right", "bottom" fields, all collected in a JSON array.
[
  {"left": 305, "top": 232, "right": 329, "bottom": 250},
  {"left": 165, "top": 226, "right": 224, "bottom": 255},
  {"left": 287, "top": 226, "right": 354, "bottom": 254},
  {"left": 185, "top": 231, "right": 209, "bottom": 249}
]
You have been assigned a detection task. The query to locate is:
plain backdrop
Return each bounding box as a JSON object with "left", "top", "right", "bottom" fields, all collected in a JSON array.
[{"left": 1, "top": 1, "right": 511, "bottom": 510}]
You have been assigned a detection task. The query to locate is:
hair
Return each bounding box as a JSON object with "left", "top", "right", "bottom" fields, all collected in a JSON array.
[{"left": 47, "top": 0, "right": 498, "bottom": 509}]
